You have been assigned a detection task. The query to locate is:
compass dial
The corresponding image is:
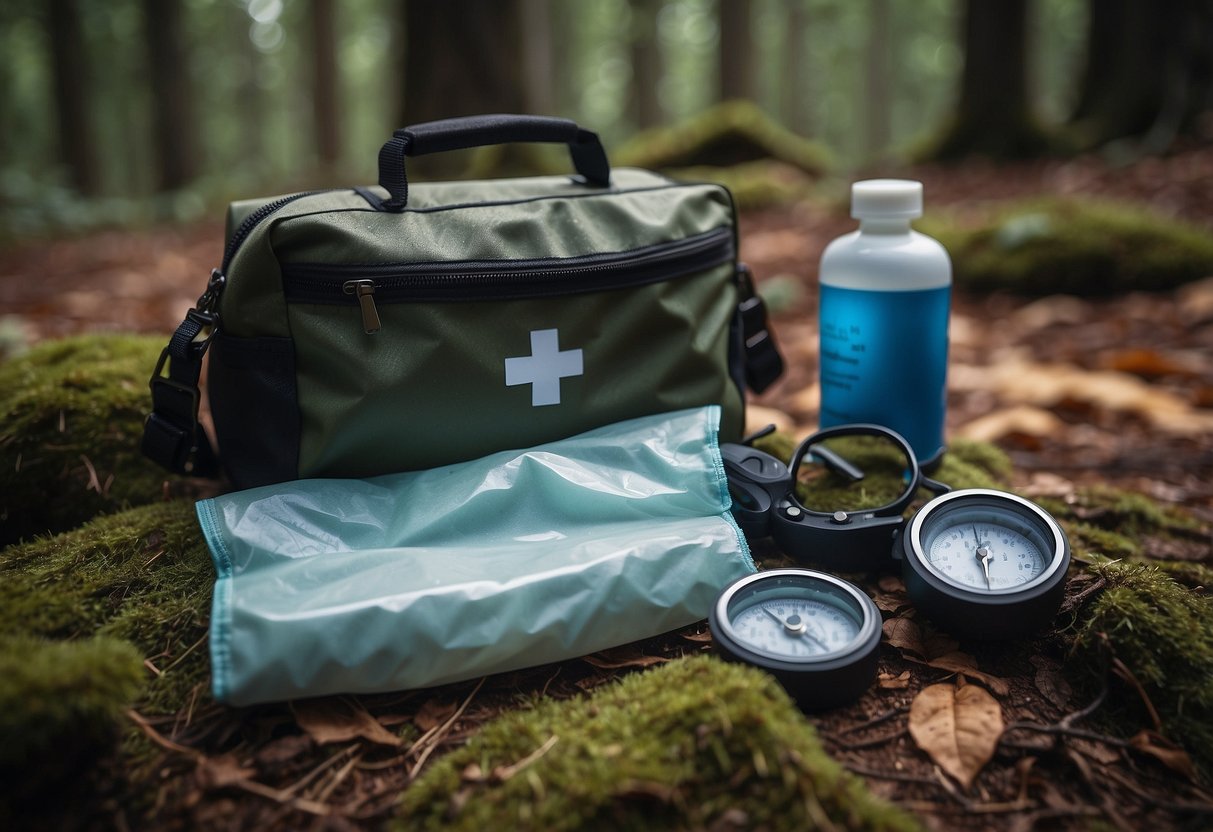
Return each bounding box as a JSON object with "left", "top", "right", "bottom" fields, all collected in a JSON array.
[
  {"left": 730, "top": 597, "right": 861, "bottom": 659},
  {"left": 921, "top": 507, "right": 1050, "bottom": 592}
]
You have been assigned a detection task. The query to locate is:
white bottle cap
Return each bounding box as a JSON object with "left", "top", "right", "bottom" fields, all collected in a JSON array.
[{"left": 851, "top": 179, "right": 923, "bottom": 219}]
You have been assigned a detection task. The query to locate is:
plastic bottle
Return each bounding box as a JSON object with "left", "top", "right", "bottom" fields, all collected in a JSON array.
[{"left": 817, "top": 179, "right": 951, "bottom": 466}]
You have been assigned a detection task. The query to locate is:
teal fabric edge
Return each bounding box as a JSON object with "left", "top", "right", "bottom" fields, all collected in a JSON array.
[
  {"left": 703, "top": 405, "right": 756, "bottom": 574},
  {"left": 195, "top": 499, "right": 233, "bottom": 704}
]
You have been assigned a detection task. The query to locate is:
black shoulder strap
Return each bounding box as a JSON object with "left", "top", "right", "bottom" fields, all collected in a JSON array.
[{"left": 141, "top": 270, "right": 224, "bottom": 477}]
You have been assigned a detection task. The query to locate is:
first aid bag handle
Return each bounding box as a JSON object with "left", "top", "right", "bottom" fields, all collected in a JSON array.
[{"left": 377, "top": 114, "right": 612, "bottom": 211}]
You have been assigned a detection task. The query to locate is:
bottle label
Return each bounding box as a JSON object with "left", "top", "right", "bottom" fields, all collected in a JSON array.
[{"left": 818, "top": 283, "right": 950, "bottom": 462}]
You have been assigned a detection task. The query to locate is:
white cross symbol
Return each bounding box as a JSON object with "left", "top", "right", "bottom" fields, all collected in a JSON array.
[{"left": 504, "top": 328, "right": 584, "bottom": 407}]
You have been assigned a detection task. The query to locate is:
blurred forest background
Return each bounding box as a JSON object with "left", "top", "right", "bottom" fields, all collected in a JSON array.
[{"left": 2, "top": 0, "right": 1211, "bottom": 238}]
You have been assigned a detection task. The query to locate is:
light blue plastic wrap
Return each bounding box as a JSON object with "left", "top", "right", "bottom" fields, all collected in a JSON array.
[{"left": 197, "top": 406, "right": 754, "bottom": 705}]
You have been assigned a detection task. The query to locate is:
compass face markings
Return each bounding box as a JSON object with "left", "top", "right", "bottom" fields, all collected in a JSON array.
[
  {"left": 923, "top": 510, "right": 1049, "bottom": 592},
  {"left": 730, "top": 597, "right": 860, "bottom": 659}
]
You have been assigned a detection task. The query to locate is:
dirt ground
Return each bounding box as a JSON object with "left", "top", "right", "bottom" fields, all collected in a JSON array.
[{"left": 1, "top": 147, "right": 1212, "bottom": 829}]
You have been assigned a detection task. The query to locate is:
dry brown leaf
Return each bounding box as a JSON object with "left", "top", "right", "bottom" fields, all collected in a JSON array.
[
  {"left": 1033, "top": 667, "right": 1073, "bottom": 709},
  {"left": 292, "top": 698, "right": 401, "bottom": 747},
  {"left": 950, "top": 357, "right": 1213, "bottom": 436},
  {"left": 582, "top": 648, "right": 669, "bottom": 670},
  {"left": 903, "top": 651, "right": 1011, "bottom": 697},
  {"left": 1099, "top": 348, "right": 1202, "bottom": 380},
  {"left": 878, "top": 576, "right": 906, "bottom": 593},
  {"left": 680, "top": 629, "right": 715, "bottom": 644},
  {"left": 197, "top": 753, "right": 256, "bottom": 789},
  {"left": 956, "top": 405, "right": 1067, "bottom": 445},
  {"left": 878, "top": 671, "right": 911, "bottom": 690},
  {"left": 908, "top": 683, "right": 1004, "bottom": 788},
  {"left": 882, "top": 617, "right": 924, "bottom": 655},
  {"left": 414, "top": 699, "right": 458, "bottom": 732},
  {"left": 1129, "top": 730, "right": 1198, "bottom": 780}
]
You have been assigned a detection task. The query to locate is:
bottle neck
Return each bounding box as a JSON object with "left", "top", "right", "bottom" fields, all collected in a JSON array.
[{"left": 858, "top": 217, "right": 914, "bottom": 235}]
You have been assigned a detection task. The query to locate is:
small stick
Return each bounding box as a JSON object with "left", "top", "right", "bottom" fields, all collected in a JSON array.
[
  {"left": 837, "top": 705, "right": 908, "bottom": 735},
  {"left": 1110, "top": 657, "right": 1163, "bottom": 733},
  {"left": 407, "top": 677, "right": 486, "bottom": 778}
]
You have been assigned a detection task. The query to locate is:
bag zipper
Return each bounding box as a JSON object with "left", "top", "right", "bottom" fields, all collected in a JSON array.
[
  {"left": 281, "top": 227, "right": 735, "bottom": 334},
  {"left": 220, "top": 190, "right": 330, "bottom": 273}
]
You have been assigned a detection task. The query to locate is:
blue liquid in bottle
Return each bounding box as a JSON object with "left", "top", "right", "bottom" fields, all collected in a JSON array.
[
  {"left": 817, "top": 180, "right": 951, "bottom": 465},
  {"left": 818, "top": 284, "right": 950, "bottom": 463}
]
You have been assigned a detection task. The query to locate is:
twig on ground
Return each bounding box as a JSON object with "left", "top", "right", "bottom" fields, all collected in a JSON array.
[
  {"left": 407, "top": 676, "right": 486, "bottom": 779},
  {"left": 1110, "top": 656, "right": 1163, "bottom": 733},
  {"left": 126, "top": 708, "right": 201, "bottom": 760},
  {"left": 836, "top": 705, "right": 909, "bottom": 735},
  {"left": 822, "top": 726, "right": 907, "bottom": 750}
]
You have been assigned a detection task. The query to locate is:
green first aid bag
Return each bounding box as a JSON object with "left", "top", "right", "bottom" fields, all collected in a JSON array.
[
  {"left": 142, "top": 115, "right": 783, "bottom": 487},
  {"left": 198, "top": 406, "right": 754, "bottom": 705}
]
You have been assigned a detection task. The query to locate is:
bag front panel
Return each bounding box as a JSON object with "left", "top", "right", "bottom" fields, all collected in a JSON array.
[{"left": 286, "top": 262, "right": 742, "bottom": 477}]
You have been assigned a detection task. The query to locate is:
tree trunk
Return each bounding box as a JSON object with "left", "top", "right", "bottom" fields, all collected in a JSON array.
[
  {"left": 143, "top": 0, "right": 197, "bottom": 191},
  {"left": 629, "top": 0, "right": 663, "bottom": 129},
  {"left": 47, "top": 0, "right": 99, "bottom": 195},
  {"left": 402, "top": 0, "right": 527, "bottom": 124},
  {"left": 863, "top": 0, "right": 891, "bottom": 159},
  {"left": 521, "top": 0, "right": 555, "bottom": 114},
  {"left": 926, "top": 0, "right": 1051, "bottom": 160},
  {"left": 719, "top": 0, "right": 755, "bottom": 101},
  {"left": 780, "top": 0, "right": 810, "bottom": 135},
  {"left": 400, "top": 0, "right": 528, "bottom": 176},
  {"left": 311, "top": 0, "right": 341, "bottom": 168},
  {"left": 1070, "top": 0, "right": 1213, "bottom": 151}
]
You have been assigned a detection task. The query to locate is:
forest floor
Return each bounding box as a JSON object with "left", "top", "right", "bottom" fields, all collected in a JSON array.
[{"left": 1, "top": 147, "right": 1212, "bottom": 830}]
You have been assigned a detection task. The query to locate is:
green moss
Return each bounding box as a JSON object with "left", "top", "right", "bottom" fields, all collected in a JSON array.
[
  {"left": 752, "top": 432, "right": 1008, "bottom": 513},
  {"left": 0, "top": 634, "right": 143, "bottom": 822},
  {"left": 399, "top": 655, "right": 920, "bottom": 831},
  {"left": 0, "top": 499, "right": 213, "bottom": 714},
  {"left": 1069, "top": 562, "right": 1213, "bottom": 773},
  {"left": 921, "top": 199, "right": 1213, "bottom": 295},
  {"left": 1153, "top": 561, "right": 1213, "bottom": 592},
  {"left": 620, "top": 101, "right": 832, "bottom": 207},
  {"left": 0, "top": 334, "right": 183, "bottom": 544},
  {"left": 1039, "top": 485, "right": 1202, "bottom": 542},
  {"left": 1065, "top": 522, "right": 1140, "bottom": 560}
]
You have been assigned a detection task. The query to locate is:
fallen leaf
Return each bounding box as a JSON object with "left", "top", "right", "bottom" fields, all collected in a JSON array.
[
  {"left": 950, "top": 357, "right": 1213, "bottom": 436},
  {"left": 1033, "top": 667, "right": 1073, "bottom": 709},
  {"left": 680, "top": 628, "right": 714, "bottom": 644},
  {"left": 197, "top": 753, "right": 255, "bottom": 789},
  {"left": 908, "top": 683, "right": 1004, "bottom": 788},
  {"left": 882, "top": 617, "right": 924, "bottom": 655},
  {"left": 253, "top": 734, "right": 314, "bottom": 767},
  {"left": 878, "top": 671, "right": 911, "bottom": 690},
  {"left": 956, "top": 405, "right": 1067, "bottom": 445},
  {"left": 904, "top": 651, "right": 1011, "bottom": 697},
  {"left": 1129, "top": 730, "right": 1198, "bottom": 780},
  {"left": 582, "top": 647, "right": 669, "bottom": 670},
  {"left": 415, "top": 699, "right": 458, "bottom": 732},
  {"left": 1099, "top": 348, "right": 1202, "bottom": 380},
  {"left": 292, "top": 698, "right": 401, "bottom": 747},
  {"left": 877, "top": 576, "right": 906, "bottom": 593}
]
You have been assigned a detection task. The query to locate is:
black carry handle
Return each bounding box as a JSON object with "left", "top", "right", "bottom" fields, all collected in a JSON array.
[{"left": 377, "top": 114, "right": 612, "bottom": 211}]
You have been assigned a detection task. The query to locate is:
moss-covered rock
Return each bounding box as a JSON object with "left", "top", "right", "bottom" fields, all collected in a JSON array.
[
  {"left": 0, "top": 499, "right": 213, "bottom": 715},
  {"left": 0, "top": 634, "right": 143, "bottom": 822},
  {"left": 921, "top": 199, "right": 1213, "bottom": 296},
  {"left": 0, "top": 334, "right": 184, "bottom": 544},
  {"left": 399, "top": 655, "right": 920, "bottom": 831},
  {"left": 616, "top": 101, "right": 832, "bottom": 173},
  {"left": 1068, "top": 561, "right": 1213, "bottom": 774},
  {"left": 613, "top": 101, "right": 831, "bottom": 209}
]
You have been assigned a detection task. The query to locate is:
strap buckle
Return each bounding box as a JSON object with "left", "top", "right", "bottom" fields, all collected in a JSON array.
[{"left": 736, "top": 264, "right": 784, "bottom": 393}]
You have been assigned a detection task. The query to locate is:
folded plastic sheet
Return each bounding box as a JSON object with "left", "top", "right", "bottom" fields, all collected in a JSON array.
[{"left": 198, "top": 406, "right": 754, "bottom": 705}]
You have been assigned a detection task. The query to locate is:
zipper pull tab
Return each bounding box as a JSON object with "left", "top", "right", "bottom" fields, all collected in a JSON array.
[{"left": 343, "top": 279, "right": 381, "bottom": 334}]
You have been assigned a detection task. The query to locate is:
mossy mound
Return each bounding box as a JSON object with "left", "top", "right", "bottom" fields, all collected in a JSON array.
[
  {"left": 0, "top": 499, "right": 213, "bottom": 715},
  {"left": 399, "top": 655, "right": 920, "bottom": 831},
  {"left": 922, "top": 199, "right": 1213, "bottom": 296},
  {"left": 1069, "top": 561, "right": 1213, "bottom": 774},
  {"left": 0, "top": 634, "right": 143, "bottom": 823},
  {"left": 0, "top": 334, "right": 181, "bottom": 545},
  {"left": 615, "top": 101, "right": 831, "bottom": 209}
]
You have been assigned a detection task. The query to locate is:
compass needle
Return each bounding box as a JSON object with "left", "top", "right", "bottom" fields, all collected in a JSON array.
[
  {"left": 903, "top": 489, "right": 1071, "bottom": 639},
  {"left": 710, "top": 570, "right": 881, "bottom": 711}
]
